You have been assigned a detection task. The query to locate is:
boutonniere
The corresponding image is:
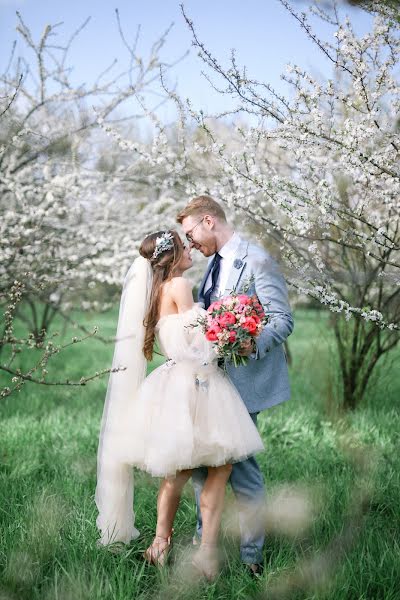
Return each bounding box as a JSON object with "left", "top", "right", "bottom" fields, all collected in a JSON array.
[{"left": 233, "top": 259, "right": 243, "bottom": 269}]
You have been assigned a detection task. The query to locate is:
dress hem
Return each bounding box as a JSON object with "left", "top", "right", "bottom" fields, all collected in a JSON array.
[{"left": 128, "top": 447, "right": 264, "bottom": 478}]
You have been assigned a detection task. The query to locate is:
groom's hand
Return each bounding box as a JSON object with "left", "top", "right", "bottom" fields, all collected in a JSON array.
[{"left": 238, "top": 339, "right": 255, "bottom": 357}]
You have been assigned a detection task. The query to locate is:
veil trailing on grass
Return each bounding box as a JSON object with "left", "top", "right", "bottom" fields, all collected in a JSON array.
[{"left": 95, "top": 256, "right": 153, "bottom": 545}]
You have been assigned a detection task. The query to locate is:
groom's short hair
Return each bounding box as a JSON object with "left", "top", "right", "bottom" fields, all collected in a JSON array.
[{"left": 176, "top": 195, "right": 227, "bottom": 224}]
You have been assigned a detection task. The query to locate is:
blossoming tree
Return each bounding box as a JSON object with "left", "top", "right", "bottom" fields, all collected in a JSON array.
[
  {"left": 132, "top": 0, "right": 398, "bottom": 410},
  {"left": 0, "top": 12, "right": 183, "bottom": 397}
]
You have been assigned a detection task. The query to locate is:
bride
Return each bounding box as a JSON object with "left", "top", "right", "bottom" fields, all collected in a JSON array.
[{"left": 95, "top": 229, "right": 264, "bottom": 579}]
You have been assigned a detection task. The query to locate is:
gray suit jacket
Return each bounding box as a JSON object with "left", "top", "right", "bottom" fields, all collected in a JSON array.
[{"left": 198, "top": 239, "right": 294, "bottom": 413}]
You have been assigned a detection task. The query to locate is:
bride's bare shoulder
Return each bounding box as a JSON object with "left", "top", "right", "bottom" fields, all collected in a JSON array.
[
  {"left": 162, "top": 276, "right": 192, "bottom": 299},
  {"left": 165, "top": 277, "right": 193, "bottom": 310},
  {"left": 168, "top": 276, "right": 192, "bottom": 290}
]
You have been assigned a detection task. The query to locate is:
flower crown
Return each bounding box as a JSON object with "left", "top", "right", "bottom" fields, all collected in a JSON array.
[{"left": 151, "top": 231, "right": 174, "bottom": 260}]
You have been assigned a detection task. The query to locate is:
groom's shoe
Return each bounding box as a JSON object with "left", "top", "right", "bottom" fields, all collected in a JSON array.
[{"left": 244, "top": 563, "right": 264, "bottom": 578}]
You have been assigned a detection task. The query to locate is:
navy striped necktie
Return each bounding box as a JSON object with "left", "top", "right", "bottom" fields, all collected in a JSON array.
[{"left": 204, "top": 253, "right": 222, "bottom": 310}]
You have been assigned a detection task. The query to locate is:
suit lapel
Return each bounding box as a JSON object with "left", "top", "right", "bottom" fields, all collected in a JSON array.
[{"left": 223, "top": 241, "right": 249, "bottom": 295}]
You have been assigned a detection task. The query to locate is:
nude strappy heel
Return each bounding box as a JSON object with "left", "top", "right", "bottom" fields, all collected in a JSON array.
[{"left": 143, "top": 530, "right": 173, "bottom": 567}]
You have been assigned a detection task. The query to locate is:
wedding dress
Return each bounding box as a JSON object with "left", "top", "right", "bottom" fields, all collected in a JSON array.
[{"left": 122, "top": 303, "right": 264, "bottom": 477}]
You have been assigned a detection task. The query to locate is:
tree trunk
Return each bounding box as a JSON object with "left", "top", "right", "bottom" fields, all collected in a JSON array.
[
  {"left": 331, "top": 315, "right": 393, "bottom": 411},
  {"left": 342, "top": 372, "right": 360, "bottom": 411}
]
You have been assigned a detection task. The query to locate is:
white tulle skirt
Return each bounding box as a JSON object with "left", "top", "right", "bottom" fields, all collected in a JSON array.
[{"left": 122, "top": 359, "right": 264, "bottom": 478}]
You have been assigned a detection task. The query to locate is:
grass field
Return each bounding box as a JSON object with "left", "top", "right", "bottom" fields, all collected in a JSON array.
[{"left": 0, "top": 309, "right": 399, "bottom": 599}]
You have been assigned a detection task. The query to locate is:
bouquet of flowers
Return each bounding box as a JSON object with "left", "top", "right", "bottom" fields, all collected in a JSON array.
[{"left": 197, "top": 294, "right": 269, "bottom": 367}]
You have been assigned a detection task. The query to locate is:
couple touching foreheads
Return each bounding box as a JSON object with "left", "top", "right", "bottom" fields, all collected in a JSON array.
[{"left": 95, "top": 195, "right": 293, "bottom": 580}]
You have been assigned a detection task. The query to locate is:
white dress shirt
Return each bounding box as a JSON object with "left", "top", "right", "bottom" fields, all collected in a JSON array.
[{"left": 204, "top": 232, "right": 242, "bottom": 297}]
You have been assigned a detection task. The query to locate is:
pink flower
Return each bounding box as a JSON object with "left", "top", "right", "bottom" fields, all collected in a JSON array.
[
  {"left": 222, "top": 297, "right": 237, "bottom": 310},
  {"left": 207, "top": 316, "right": 220, "bottom": 328},
  {"left": 237, "top": 294, "right": 252, "bottom": 305},
  {"left": 208, "top": 300, "right": 222, "bottom": 313}
]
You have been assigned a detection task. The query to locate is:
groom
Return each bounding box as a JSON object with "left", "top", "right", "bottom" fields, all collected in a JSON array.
[{"left": 177, "top": 195, "right": 294, "bottom": 575}]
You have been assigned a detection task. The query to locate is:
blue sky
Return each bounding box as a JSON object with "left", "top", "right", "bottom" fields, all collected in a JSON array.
[{"left": 1, "top": 0, "right": 373, "bottom": 123}]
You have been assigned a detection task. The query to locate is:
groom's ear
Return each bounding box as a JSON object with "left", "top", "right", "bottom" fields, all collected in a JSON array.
[{"left": 203, "top": 214, "right": 215, "bottom": 229}]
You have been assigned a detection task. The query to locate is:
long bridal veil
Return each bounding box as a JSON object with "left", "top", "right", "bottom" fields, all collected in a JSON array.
[{"left": 95, "top": 256, "right": 153, "bottom": 545}]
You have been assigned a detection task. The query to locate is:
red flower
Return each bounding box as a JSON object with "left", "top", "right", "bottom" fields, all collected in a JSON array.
[
  {"left": 205, "top": 324, "right": 222, "bottom": 341},
  {"left": 228, "top": 330, "right": 237, "bottom": 343},
  {"left": 242, "top": 316, "right": 258, "bottom": 335},
  {"left": 219, "top": 311, "right": 236, "bottom": 327}
]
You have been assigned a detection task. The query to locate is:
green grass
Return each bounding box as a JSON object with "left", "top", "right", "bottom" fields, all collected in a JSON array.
[{"left": 0, "top": 309, "right": 399, "bottom": 599}]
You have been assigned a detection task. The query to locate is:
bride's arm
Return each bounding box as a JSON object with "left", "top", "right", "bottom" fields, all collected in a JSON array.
[{"left": 169, "top": 277, "right": 194, "bottom": 313}]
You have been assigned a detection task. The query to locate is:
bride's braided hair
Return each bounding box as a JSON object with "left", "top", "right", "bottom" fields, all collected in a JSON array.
[{"left": 139, "top": 230, "right": 184, "bottom": 361}]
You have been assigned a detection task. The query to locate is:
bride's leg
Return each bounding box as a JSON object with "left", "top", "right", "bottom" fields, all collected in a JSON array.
[
  {"left": 155, "top": 468, "right": 192, "bottom": 538},
  {"left": 193, "top": 464, "right": 232, "bottom": 579},
  {"left": 144, "top": 468, "right": 192, "bottom": 566}
]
